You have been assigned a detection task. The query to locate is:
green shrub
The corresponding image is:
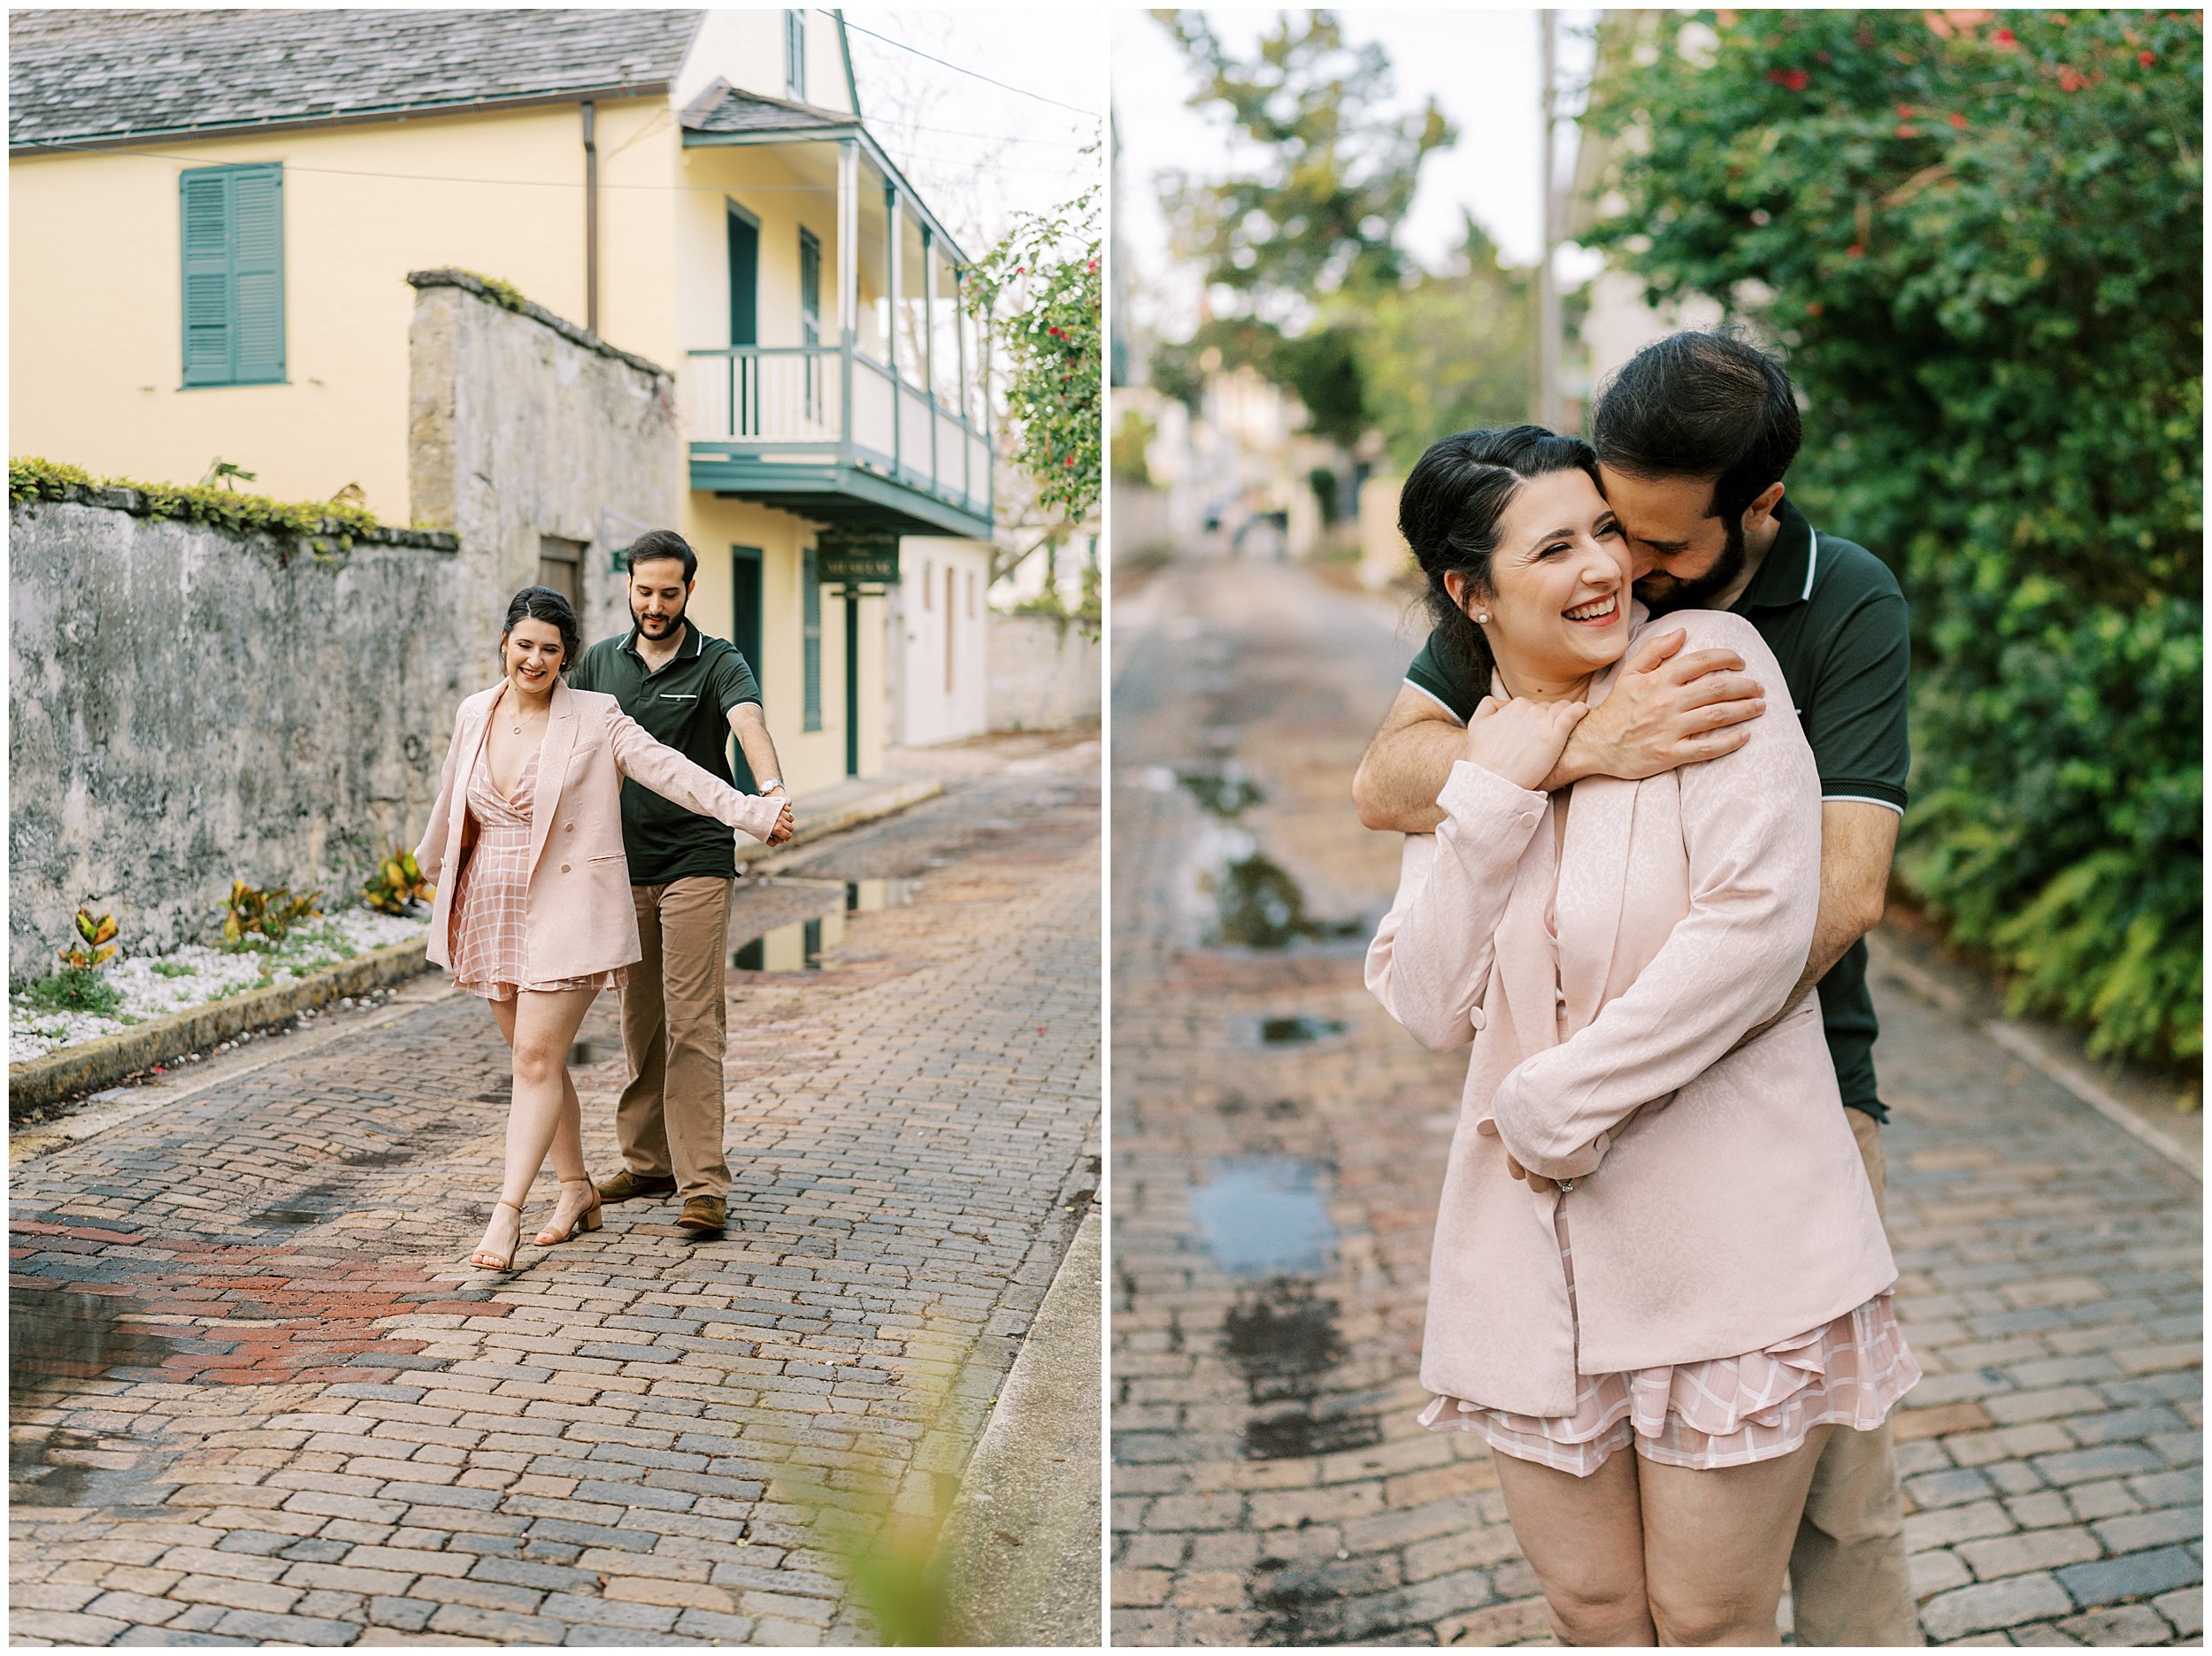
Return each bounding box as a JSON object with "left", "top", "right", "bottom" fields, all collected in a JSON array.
[
  {"left": 1585, "top": 9, "right": 2201, "bottom": 1069},
  {"left": 19, "top": 967, "right": 124, "bottom": 1017},
  {"left": 9, "top": 454, "right": 383, "bottom": 556}
]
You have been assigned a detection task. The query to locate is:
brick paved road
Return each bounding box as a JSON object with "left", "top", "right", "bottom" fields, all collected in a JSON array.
[
  {"left": 1109, "top": 554, "right": 2200, "bottom": 1647},
  {"left": 12, "top": 733, "right": 1101, "bottom": 1647}
]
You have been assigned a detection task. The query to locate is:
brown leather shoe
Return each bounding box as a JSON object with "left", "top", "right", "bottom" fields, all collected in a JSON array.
[
  {"left": 595, "top": 1169, "right": 676, "bottom": 1202},
  {"left": 675, "top": 1195, "right": 726, "bottom": 1237}
]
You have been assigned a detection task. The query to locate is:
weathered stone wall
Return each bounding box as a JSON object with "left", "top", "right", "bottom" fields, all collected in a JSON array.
[
  {"left": 9, "top": 275, "right": 679, "bottom": 979},
  {"left": 987, "top": 614, "right": 1102, "bottom": 733},
  {"left": 7, "top": 503, "right": 469, "bottom": 976}
]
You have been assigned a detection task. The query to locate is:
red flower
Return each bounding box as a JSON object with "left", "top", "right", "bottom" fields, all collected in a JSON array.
[
  {"left": 1950, "top": 111, "right": 1969, "bottom": 127},
  {"left": 1896, "top": 123, "right": 1919, "bottom": 137},
  {"left": 2141, "top": 49, "right": 2157, "bottom": 65},
  {"left": 1897, "top": 103, "right": 1916, "bottom": 117},
  {"left": 1993, "top": 27, "right": 2016, "bottom": 42},
  {"left": 1767, "top": 66, "right": 1809, "bottom": 90},
  {"left": 1847, "top": 242, "right": 1865, "bottom": 257},
  {"left": 2057, "top": 65, "right": 2085, "bottom": 91}
]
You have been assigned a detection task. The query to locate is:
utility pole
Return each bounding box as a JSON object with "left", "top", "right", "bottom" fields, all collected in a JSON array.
[{"left": 1537, "top": 9, "right": 1563, "bottom": 431}]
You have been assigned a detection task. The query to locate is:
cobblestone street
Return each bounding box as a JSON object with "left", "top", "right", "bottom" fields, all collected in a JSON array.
[
  {"left": 11, "top": 733, "right": 1101, "bottom": 1647},
  {"left": 1109, "top": 554, "right": 2201, "bottom": 1647}
]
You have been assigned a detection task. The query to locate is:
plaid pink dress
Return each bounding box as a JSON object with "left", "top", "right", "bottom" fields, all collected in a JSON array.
[
  {"left": 448, "top": 743, "right": 627, "bottom": 1003},
  {"left": 1417, "top": 809, "right": 1918, "bottom": 1474}
]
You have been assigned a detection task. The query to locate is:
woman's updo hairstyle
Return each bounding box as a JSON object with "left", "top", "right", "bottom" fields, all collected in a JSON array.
[
  {"left": 1400, "top": 425, "right": 1604, "bottom": 695},
  {"left": 500, "top": 586, "right": 581, "bottom": 674}
]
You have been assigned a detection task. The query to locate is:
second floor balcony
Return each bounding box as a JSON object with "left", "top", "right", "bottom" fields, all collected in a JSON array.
[
  {"left": 685, "top": 341, "right": 991, "bottom": 539},
  {"left": 681, "top": 83, "right": 993, "bottom": 545}
]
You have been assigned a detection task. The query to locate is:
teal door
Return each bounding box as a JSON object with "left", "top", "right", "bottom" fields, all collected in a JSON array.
[
  {"left": 728, "top": 206, "right": 759, "bottom": 433},
  {"left": 844, "top": 593, "right": 860, "bottom": 778},
  {"left": 729, "top": 547, "right": 763, "bottom": 792}
]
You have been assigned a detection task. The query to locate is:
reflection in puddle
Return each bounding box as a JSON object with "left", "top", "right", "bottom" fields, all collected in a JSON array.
[
  {"left": 1211, "top": 853, "right": 1365, "bottom": 949},
  {"left": 11, "top": 1286, "right": 180, "bottom": 1400},
  {"left": 1179, "top": 765, "right": 1265, "bottom": 818},
  {"left": 731, "top": 879, "right": 916, "bottom": 972},
  {"left": 1189, "top": 1155, "right": 1338, "bottom": 1277},
  {"left": 1260, "top": 1016, "right": 1347, "bottom": 1046}
]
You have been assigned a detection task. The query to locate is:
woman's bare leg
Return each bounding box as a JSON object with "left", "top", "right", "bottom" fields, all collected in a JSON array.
[
  {"left": 1491, "top": 1444, "right": 1657, "bottom": 1645},
  {"left": 473, "top": 988, "right": 596, "bottom": 1265},
  {"left": 1640, "top": 1427, "right": 1831, "bottom": 1645}
]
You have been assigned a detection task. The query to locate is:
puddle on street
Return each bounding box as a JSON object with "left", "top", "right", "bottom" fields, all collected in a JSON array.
[
  {"left": 1259, "top": 1015, "right": 1347, "bottom": 1046},
  {"left": 1177, "top": 765, "right": 1265, "bottom": 818},
  {"left": 1189, "top": 1155, "right": 1338, "bottom": 1277},
  {"left": 731, "top": 878, "right": 916, "bottom": 972},
  {"left": 1210, "top": 853, "right": 1365, "bottom": 949},
  {"left": 11, "top": 1286, "right": 180, "bottom": 1400}
]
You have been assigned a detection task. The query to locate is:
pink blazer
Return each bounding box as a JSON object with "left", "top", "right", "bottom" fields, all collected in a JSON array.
[
  {"left": 412, "top": 680, "right": 784, "bottom": 984},
  {"left": 1366, "top": 608, "right": 1895, "bottom": 1416}
]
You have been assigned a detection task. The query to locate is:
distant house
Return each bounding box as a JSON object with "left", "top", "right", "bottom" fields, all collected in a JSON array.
[{"left": 9, "top": 7, "right": 993, "bottom": 793}]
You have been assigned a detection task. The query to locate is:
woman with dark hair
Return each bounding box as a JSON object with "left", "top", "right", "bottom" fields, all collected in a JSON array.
[
  {"left": 412, "top": 586, "right": 793, "bottom": 1272},
  {"left": 1366, "top": 429, "right": 1914, "bottom": 1644}
]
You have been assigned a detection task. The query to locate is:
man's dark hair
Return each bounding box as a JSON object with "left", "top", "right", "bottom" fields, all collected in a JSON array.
[
  {"left": 626, "top": 528, "right": 697, "bottom": 583},
  {"left": 1590, "top": 331, "right": 1802, "bottom": 525}
]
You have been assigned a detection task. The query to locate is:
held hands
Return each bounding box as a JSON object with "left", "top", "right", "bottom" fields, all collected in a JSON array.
[
  {"left": 1464, "top": 695, "right": 1589, "bottom": 794},
  {"left": 765, "top": 800, "right": 795, "bottom": 847},
  {"left": 1564, "top": 628, "right": 1766, "bottom": 783}
]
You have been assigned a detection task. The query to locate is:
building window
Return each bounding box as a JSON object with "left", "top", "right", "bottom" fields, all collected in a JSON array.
[
  {"left": 180, "top": 164, "right": 286, "bottom": 387},
  {"left": 537, "top": 536, "right": 585, "bottom": 609},
  {"left": 803, "top": 546, "right": 822, "bottom": 732},
  {"left": 966, "top": 568, "right": 976, "bottom": 617},
  {"left": 945, "top": 564, "right": 956, "bottom": 694},
  {"left": 785, "top": 10, "right": 805, "bottom": 99},
  {"left": 922, "top": 560, "right": 933, "bottom": 610}
]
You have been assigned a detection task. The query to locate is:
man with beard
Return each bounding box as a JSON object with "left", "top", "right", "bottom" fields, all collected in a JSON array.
[
  {"left": 1353, "top": 332, "right": 1918, "bottom": 1646},
  {"left": 568, "top": 529, "right": 794, "bottom": 1238}
]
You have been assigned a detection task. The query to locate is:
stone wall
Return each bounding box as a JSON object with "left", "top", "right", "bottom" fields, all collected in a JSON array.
[
  {"left": 987, "top": 613, "right": 1102, "bottom": 733},
  {"left": 8, "top": 275, "right": 679, "bottom": 979}
]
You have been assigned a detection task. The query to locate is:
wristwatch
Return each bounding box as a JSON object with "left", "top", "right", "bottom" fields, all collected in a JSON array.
[{"left": 759, "top": 779, "right": 786, "bottom": 796}]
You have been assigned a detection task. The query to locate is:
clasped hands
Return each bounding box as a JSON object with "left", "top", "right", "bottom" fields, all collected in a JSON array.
[{"left": 1463, "top": 628, "right": 1767, "bottom": 794}]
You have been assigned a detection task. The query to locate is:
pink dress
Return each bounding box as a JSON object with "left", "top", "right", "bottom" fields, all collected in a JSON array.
[
  {"left": 1418, "top": 802, "right": 1918, "bottom": 1474},
  {"left": 447, "top": 744, "right": 627, "bottom": 1002}
]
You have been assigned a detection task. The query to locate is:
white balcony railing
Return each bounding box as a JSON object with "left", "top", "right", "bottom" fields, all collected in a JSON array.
[{"left": 687, "top": 343, "right": 991, "bottom": 521}]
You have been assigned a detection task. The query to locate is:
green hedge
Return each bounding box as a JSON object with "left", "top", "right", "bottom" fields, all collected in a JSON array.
[
  {"left": 1586, "top": 10, "right": 2201, "bottom": 1068},
  {"left": 10, "top": 455, "right": 384, "bottom": 551}
]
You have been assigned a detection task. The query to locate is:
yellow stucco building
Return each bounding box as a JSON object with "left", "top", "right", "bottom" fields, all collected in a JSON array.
[{"left": 10, "top": 7, "right": 994, "bottom": 794}]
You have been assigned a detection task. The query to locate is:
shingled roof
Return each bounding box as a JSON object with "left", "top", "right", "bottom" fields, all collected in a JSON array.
[
  {"left": 9, "top": 9, "right": 703, "bottom": 150},
  {"left": 682, "top": 82, "right": 856, "bottom": 139}
]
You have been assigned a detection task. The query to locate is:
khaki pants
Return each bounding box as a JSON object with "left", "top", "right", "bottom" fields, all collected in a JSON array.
[
  {"left": 615, "top": 878, "right": 733, "bottom": 1200},
  {"left": 1789, "top": 1107, "right": 1922, "bottom": 1646}
]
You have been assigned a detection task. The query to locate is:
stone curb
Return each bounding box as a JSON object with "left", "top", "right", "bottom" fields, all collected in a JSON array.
[
  {"left": 8, "top": 938, "right": 432, "bottom": 1113},
  {"left": 1870, "top": 933, "right": 2200, "bottom": 1180},
  {"left": 938, "top": 1205, "right": 1103, "bottom": 1646}
]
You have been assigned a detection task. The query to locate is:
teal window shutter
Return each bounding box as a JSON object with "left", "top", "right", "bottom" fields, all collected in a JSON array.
[
  {"left": 180, "top": 164, "right": 285, "bottom": 387},
  {"left": 803, "top": 547, "right": 823, "bottom": 732}
]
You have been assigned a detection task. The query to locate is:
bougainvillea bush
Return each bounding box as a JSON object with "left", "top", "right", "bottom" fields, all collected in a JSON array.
[{"left": 1583, "top": 9, "right": 2201, "bottom": 1069}]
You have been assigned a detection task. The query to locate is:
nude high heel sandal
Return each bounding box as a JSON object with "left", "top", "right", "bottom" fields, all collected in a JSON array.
[
  {"left": 536, "top": 1179, "right": 604, "bottom": 1246},
  {"left": 472, "top": 1199, "right": 525, "bottom": 1272}
]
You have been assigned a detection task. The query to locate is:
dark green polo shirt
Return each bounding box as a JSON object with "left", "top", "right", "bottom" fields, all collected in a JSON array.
[
  {"left": 567, "top": 625, "right": 763, "bottom": 886},
  {"left": 1403, "top": 498, "right": 1909, "bottom": 1119}
]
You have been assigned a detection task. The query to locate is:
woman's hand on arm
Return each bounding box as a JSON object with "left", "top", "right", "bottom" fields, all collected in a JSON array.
[{"left": 1462, "top": 695, "right": 1589, "bottom": 792}]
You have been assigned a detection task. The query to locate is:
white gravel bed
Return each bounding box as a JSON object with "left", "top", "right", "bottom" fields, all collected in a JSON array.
[{"left": 9, "top": 908, "right": 431, "bottom": 1064}]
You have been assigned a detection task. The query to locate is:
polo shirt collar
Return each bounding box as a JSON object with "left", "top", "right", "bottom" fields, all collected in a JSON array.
[
  {"left": 619, "top": 622, "right": 703, "bottom": 665},
  {"left": 1736, "top": 496, "right": 1817, "bottom": 612}
]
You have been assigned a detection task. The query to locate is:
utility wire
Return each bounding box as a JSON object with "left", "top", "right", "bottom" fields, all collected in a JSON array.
[{"left": 841, "top": 18, "right": 1102, "bottom": 120}]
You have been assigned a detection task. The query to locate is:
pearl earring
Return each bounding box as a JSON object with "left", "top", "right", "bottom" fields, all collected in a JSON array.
[{"left": 1475, "top": 611, "right": 1490, "bottom": 624}]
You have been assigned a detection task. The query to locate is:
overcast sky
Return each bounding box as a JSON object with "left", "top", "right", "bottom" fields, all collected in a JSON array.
[
  {"left": 1114, "top": 9, "right": 1599, "bottom": 342},
  {"left": 842, "top": 8, "right": 1108, "bottom": 259}
]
